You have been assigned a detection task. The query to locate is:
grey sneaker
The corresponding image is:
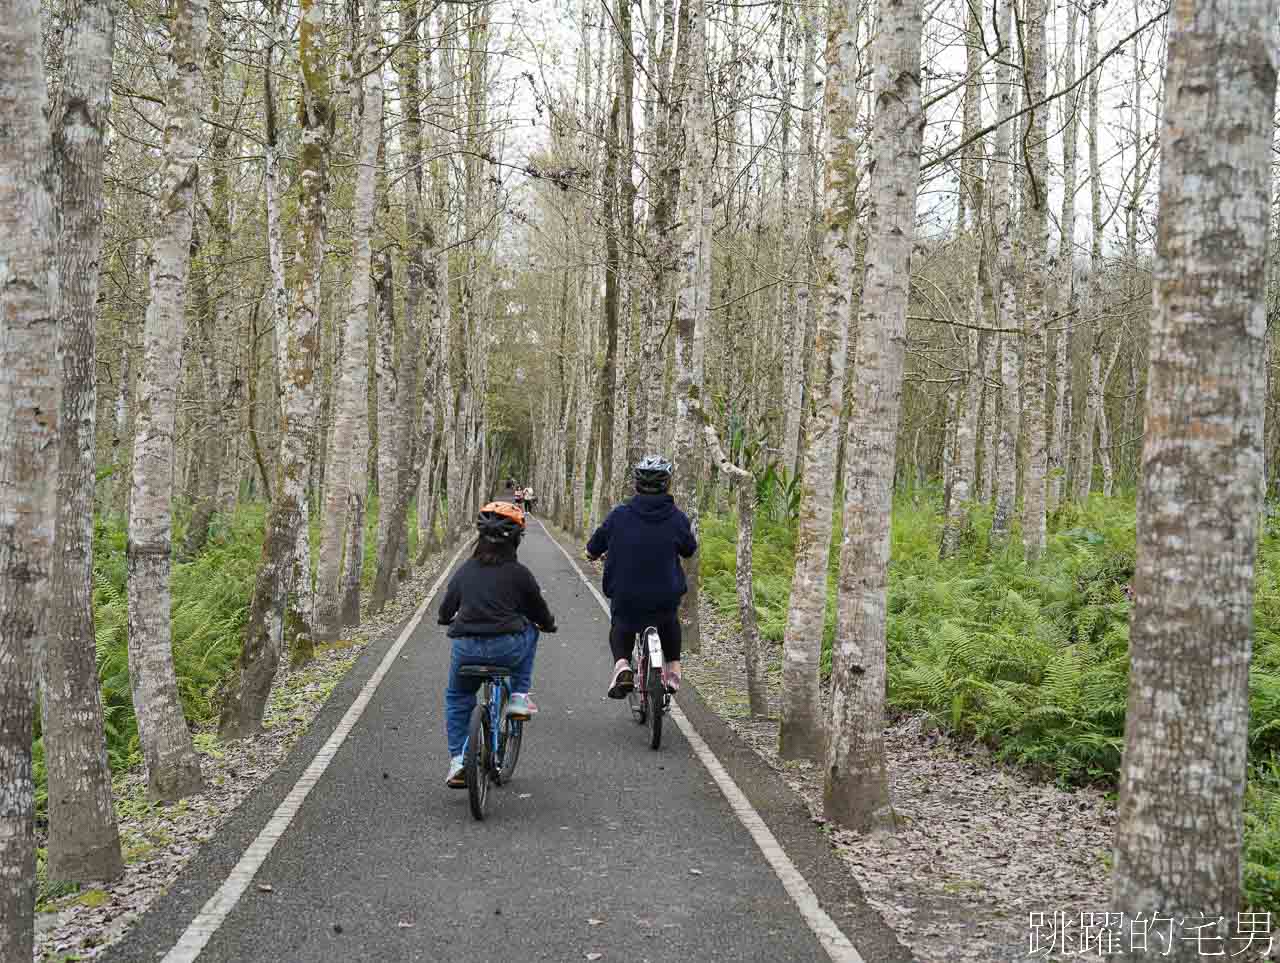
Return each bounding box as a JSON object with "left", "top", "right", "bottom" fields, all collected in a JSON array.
[{"left": 446, "top": 755, "right": 466, "bottom": 789}]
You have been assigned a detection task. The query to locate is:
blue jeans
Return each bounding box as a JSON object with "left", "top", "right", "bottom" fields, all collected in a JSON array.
[{"left": 445, "top": 624, "right": 539, "bottom": 757}]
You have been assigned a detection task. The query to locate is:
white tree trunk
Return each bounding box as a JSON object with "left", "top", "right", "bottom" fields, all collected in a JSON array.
[
  {"left": 1019, "top": 0, "right": 1049, "bottom": 562},
  {"left": 1073, "top": 4, "right": 1103, "bottom": 505},
  {"left": 0, "top": 2, "right": 60, "bottom": 951},
  {"left": 373, "top": 250, "right": 398, "bottom": 589},
  {"left": 370, "top": 2, "right": 428, "bottom": 610},
  {"left": 778, "top": 0, "right": 848, "bottom": 762},
  {"left": 1048, "top": 6, "right": 1080, "bottom": 514},
  {"left": 824, "top": 0, "right": 922, "bottom": 830},
  {"left": 219, "top": 0, "right": 331, "bottom": 734},
  {"left": 572, "top": 349, "right": 594, "bottom": 535},
  {"left": 313, "top": 37, "right": 382, "bottom": 641},
  {"left": 978, "top": 328, "right": 998, "bottom": 504},
  {"left": 940, "top": 0, "right": 987, "bottom": 558},
  {"left": 776, "top": 2, "right": 803, "bottom": 477},
  {"left": 42, "top": 0, "right": 124, "bottom": 884},
  {"left": 1098, "top": 335, "right": 1123, "bottom": 498},
  {"left": 125, "top": 0, "right": 208, "bottom": 802},
  {"left": 672, "top": 0, "right": 710, "bottom": 657},
  {"left": 988, "top": 0, "right": 1019, "bottom": 546},
  {"left": 1111, "top": 0, "right": 1277, "bottom": 940}
]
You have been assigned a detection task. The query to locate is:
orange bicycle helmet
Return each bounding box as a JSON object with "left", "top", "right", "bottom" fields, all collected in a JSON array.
[{"left": 477, "top": 501, "right": 526, "bottom": 542}]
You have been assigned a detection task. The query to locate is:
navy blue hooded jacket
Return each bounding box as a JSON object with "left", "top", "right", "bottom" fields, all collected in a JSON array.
[{"left": 586, "top": 493, "right": 698, "bottom": 625}]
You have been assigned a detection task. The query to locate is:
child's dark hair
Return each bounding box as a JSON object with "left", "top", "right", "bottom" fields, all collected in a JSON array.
[{"left": 473, "top": 538, "right": 518, "bottom": 565}]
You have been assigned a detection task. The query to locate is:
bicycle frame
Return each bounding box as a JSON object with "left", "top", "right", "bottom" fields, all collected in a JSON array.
[{"left": 464, "top": 675, "right": 510, "bottom": 769}]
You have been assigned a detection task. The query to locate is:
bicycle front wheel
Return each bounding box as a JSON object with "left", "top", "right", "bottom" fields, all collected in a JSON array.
[
  {"left": 647, "top": 666, "right": 664, "bottom": 750},
  {"left": 465, "top": 703, "right": 490, "bottom": 819}
]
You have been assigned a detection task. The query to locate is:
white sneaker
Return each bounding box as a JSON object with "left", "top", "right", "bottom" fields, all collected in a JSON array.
[{"left": 446, "top": 755, "right": 466, "bottom": 788}]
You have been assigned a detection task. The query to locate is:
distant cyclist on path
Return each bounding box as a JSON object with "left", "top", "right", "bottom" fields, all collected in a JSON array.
[{"left": 585, "top": 455, "right": 697, "bottom": 698}]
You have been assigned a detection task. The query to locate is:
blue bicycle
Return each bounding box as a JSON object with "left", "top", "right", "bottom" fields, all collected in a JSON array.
[{"left": 458, "top": 664, "right": 524, "bottom": 820}]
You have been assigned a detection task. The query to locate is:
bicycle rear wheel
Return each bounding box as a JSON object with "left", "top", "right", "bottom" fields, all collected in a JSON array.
[
  {"left": 628, "top": 643, "right": 646, "bottom": 724},
  {"left": 465, "top": 703, "right": 490, "bottom": 819},
  {"left": 646, "top": 666, "right": 664, "bottom": 750}
]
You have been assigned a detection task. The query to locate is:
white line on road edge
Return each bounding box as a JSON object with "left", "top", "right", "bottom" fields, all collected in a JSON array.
[
  {"left": 536, "top": 518, "right": 867, "bottom": 963},
  {"left": 161, "top": 539, "right": 473, "bottom": 963}
]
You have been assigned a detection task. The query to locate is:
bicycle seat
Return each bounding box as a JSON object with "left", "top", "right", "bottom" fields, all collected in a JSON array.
[{"left": 457, "top": 664, "right": 512, "bottom": 678}]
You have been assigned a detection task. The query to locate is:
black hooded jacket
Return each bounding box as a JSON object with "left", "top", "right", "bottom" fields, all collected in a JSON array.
[{"left": 586, "top": 493, "right": 698, "bottom": 624}]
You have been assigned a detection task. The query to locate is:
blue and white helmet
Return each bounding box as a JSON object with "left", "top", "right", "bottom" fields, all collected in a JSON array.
[{"left": 634, "top": 455, "right": 674, "bottom": 494}]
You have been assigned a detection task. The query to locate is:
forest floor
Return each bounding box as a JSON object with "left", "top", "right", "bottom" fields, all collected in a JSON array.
[
  {"left": 33, "top": 543, "right": 455, "bottom": 962},
  {"left": 548, "top": 519, "right": 1278, "bottom": 963}
]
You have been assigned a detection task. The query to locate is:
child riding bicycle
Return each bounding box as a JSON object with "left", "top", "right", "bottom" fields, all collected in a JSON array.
[
  {"left": 438, "top": 502, "right": 557, "bottom": 788},
  {"left": 585, "top": 455, "right": 697, "bottom": 698}
]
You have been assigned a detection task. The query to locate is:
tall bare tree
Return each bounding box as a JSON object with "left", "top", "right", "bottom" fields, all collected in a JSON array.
[
  {"left": 125, "top": 0, "right": 209, "bottom": 801},
  {"left": 1018, "top": 0, "right": 1049, "bottom": 562},
  {"left": 671, "top": 0, "right": 709, "bottom": 656},
  {"left": 988, "top": 0, "right": 1019, "bottom": 546},
  {"left": 1049, "top": 3, "right": 1080, "bottom": 512},
  {"left": 313, "top": 5, "right": 383, "bottom": 641},
  {"left": 1073, "top": 3, "right": 1103, "bottom": 503},
  {"left": 370, "top": 0, "right": 429, "bottom": 613},
  {"left": 778, "top": 1, "right": 847, "bottom": 761},
  {"left": 42, "top": 0, "right": 124, "bottom": 883},
  {"left": 219, "top": 0, "right": 332, "bottom": 736},
  {"left": 0, "top": 0, "right": 60, "bottom": 952},
  {"left": 940, "top": 0, "right": 987, "bottom": 558},
  {"left": 825, "top": 0, "right": 924, "bottom": 830},
  {"left": 1111, "top": 0, "right": 1278, "bottom": 946}
]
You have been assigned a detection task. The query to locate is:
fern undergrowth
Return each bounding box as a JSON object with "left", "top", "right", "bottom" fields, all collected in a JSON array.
[
  {"left": 33, "top": 494, "right": 426, "bottom": 822},
  {"left": 700, "top": 485, "right": 1280, "bottom": 910}
]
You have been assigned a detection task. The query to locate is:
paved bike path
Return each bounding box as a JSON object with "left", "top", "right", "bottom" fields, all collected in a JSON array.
[{"left": 102, "top": 522, "right": 912, "bottom": 963}]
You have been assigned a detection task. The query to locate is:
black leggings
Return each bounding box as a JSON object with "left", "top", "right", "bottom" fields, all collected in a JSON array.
[{"left": 609, "top": 612, "right": 682, "bottom": 664}]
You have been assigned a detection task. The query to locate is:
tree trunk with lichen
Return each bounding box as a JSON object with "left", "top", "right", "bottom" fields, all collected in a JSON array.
[
  {"left": 312, "top": 24, "right": 382, "bottom": 642},
  {"left": 824, "top": 0, "right": 921, "bottom": 830},
  {"left": 1073, "top": 4, "right": 1102, "bottom": 505},
  {"left": 125, "top": 0, "right": 208, "bottom": 801},
  {"left": 218, "top": 0, "right": 331, "bottom": 737},
  {"left": 671, "top": 0, "right": 708, "bottom": 658},
  {"left": 0, "top": 2, "right": 61, "bottom": 952},
  {"left": 778, "top": 1, "right": 848, "bottom": 763},
  {"left": 370, "top": 0, "right": 428, "bottom": 612},
  {"left": 1019, "top": 0, "right": 1050, "bottom": 562},
  {"left": 181, "top": 0, "right": 231, "bottom": 560},
  {"left": 41, "top": 0, "right": 125, "bottom": 885},
  {"left": 988, "top": 0, "right": 1019, "bottom": 547},
  {"left": 1111, "top": 0, "right": 1277, "bottom": 943},
  {"left": 940, "top": 0, "right": 986, "bottom": 558}
]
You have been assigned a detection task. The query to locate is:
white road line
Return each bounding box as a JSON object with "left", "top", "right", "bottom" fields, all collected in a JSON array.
[
  {"left": 161, "top": 539, "right": 473, "bottom": 963},
  {"left": 537, "top": 517, "right": 867, "bottom": 963}
]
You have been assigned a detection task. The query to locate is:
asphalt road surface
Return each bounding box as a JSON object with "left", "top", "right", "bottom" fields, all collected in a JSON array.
[{"left": 102, "top": 521, "right": 912, "bottom": 963}]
